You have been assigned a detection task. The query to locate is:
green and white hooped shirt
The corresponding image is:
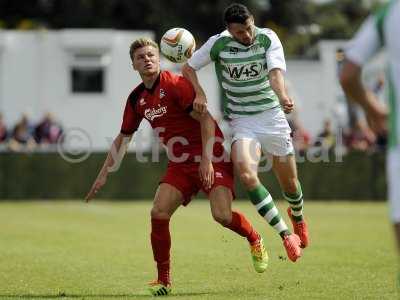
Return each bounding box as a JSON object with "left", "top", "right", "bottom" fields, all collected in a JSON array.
[
  {"left": 345, "top": 0, "right": 400, "bottom": 148},
  {"left": 187, "top": 26, "right": 286, "bottom": 120}
]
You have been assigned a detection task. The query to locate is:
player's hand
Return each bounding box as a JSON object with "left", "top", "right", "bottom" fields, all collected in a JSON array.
[
  {"left": 280, "top": 96, "right": 294, "bottom": 114},
  {"left": 193, "top": 95, "right": 208, "bottom": 114},
  {"left": 85, "top": 173, "right": 107, "bottom": 202},
  {"left": 199, "top": 158, "right": 214, "bottom": 190}
]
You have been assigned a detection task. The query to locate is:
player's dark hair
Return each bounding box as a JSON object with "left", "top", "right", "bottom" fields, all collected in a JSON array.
[{"left": 223, "top": 3, "right": 252, "bottom": 25}]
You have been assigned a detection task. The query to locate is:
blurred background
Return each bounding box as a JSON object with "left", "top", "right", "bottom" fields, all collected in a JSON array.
[{"left": 0, "top": 0, "right": 389, "bottom": 200}]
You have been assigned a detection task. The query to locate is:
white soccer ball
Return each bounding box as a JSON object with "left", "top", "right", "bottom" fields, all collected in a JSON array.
[{"left": 160, "top": 28, "right": 196, "bottom": 63}]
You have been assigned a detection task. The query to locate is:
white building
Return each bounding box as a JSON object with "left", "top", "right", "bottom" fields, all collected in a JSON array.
[{"left": 0, "top": 29, "right": 155, "bottom": 151}]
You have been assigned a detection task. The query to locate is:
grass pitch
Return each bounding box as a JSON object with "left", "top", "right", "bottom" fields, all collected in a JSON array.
[{"left": 0, "top": 200, "right": 398, "bottom": 300}]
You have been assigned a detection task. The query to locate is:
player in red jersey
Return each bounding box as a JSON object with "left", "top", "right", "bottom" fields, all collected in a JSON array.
[{"left": 85, "top": 38, "right": 268, "bottom": 296}]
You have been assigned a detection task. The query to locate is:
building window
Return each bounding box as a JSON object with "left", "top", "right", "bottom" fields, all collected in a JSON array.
[
  {"left": 70, "top": 53, "right": 110, "bottom": 94},
  {"left": 71, "top": 67, "right": 103, "bottom": 93}
]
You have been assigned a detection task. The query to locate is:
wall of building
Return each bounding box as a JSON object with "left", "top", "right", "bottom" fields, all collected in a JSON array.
[{"left": 0, "top": 29, "right": 154, "bottom": 151}]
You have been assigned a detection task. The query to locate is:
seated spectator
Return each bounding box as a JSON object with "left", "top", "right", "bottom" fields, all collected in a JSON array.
[
  {"left": 8, "top": 114, "right": 36, "bottom": 152},
  {"left": 315, "top": 119, "right": 336, "bottom": 150},
  {"left": 289, "top": 118, "right": 311, "bottom": 155},
  {"left": 34, "top": 112, "right": 63, "bottom": 144},
  {"left": 21, "top": 113, "right": 35, "bottom": 136},
  {"left": 0, "top": 112, "right": 7, "bottom": 143}
]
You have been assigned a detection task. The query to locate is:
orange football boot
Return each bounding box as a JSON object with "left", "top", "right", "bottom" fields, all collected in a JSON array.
[{"left": 287, "top": 207, "right": 309, "bottom": 248}]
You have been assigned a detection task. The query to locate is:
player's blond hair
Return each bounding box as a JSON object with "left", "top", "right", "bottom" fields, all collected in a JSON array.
[{"left": 129, "top": 38, "right": 159, "bottom": 61}]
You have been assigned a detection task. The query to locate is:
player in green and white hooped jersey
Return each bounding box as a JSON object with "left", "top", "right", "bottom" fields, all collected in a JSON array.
[
  {"left": 182, "top": 3, "right": 308, "bottom": 262},
  {"left": 340, "top": 0, "right": 400, "bottom": 259}
]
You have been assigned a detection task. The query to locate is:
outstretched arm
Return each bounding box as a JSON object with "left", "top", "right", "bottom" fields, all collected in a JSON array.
[
  {"left": 182, "top": 63, "right": 208, "bottom": 114},
  {"left": 85, "top": 133, "right": 132, "bottom": 202},
  {"left": 269, "top": 68, "right": 294, "bottom": 114}
]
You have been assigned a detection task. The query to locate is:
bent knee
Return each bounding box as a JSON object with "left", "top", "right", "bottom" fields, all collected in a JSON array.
[
  {"left": 212, "top": 211, "right": 232, "bottom": 226},
  {"left": 151, "top": 206, "right": 171, "bottom": 220},
  {"left": 239, "top": 172, "right": 259, "bottom": 190},
  {"left": 282, "top": 178, "right": 299, "bottom": 195}
]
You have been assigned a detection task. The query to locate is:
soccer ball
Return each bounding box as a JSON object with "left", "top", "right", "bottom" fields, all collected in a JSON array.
[{"left": 160, "top": 28, "right": 196, "bottom": 63}]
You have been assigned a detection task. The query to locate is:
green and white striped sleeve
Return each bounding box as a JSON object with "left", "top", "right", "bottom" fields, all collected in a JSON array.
[
  {"left": 187, "top": 34, "right": 220, "bottom": 70},
  {"left": 261, "top": 29, "right": 286, "bottom": 72}
]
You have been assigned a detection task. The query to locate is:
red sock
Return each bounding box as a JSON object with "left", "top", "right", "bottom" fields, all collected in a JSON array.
[
  {"left": 224, "top": 211, "right": 259, "bottom": 244},
  {"left": 151, "top": 218, "right": 171, "bottom": 285}
]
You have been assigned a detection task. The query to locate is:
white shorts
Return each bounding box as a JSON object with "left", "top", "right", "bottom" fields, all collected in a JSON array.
[
  {"left": 388, "top": 145, "right": 400, "bottom": 223},
  {"left": 230, "top": 106, "right": 294, "bottom": 157}
]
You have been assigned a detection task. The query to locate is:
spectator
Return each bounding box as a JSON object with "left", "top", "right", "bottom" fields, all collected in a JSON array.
[
  {"left": 315, "top": 119, "right": 336, "bottom": 150},
  {"left": 21, "top": 113, "right": 35, "bottom": 136},
  {"left": 289, "top": 118, "right": 311, "bottom": 155},
  {"left": 34, "top": 112, "right": 63, "bottom": 144},
  {"left": 8, "top": 114, "right": 36, "bottom": 152},
  {"left": 0, "top": 112, "right": 7, "bottom": 143}
]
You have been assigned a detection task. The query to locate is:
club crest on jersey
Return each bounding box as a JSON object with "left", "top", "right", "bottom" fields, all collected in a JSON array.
[
  {"left": 160, "top": 89, "right": 166, "bottom": 99},
  {"left": 251, "top": 44, "right": 261, "bottom": 53},
  {"left": 144, "top": 106, "right": 167, "bottom": 121},
  {"left": 229, "top": 47, "right": 239, "bottom": 54}
]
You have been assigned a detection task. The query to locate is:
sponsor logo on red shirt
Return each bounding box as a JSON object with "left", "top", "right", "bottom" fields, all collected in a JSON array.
[{"left": 144, "top": 106, "right": 167, "bottom": 121}]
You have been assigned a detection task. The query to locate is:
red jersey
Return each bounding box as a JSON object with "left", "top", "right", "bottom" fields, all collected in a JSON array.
[{"left": 120, "top": 70, "right": 225, "bottom": 163}]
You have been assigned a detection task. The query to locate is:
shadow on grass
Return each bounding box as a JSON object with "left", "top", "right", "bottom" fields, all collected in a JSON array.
[{"left": 0, "top": 291, "right": 215, "bottom": 298}]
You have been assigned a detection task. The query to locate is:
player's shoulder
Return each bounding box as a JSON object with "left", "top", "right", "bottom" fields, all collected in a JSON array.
[
  {"left": 206, "top": 30, "right": 233, "bottom": 47},
  {"left": 374, "top": 0, "right": 398, "bottom": 21},
  {"left": 161, "top": 70, "right": 192, "bottom": 89},
  {"left": 374, "top": 0, "right": 399, "bottom": 44},
  {"left": 160, "top": 70, "right": 176, "bottom": 82},
  {"left": 205, "top": 30, "right": 234, "bottom": 58},
  {"left": 215, "top": 30, "right": 232, "bottom": 40},
  {"left": 256, "top": 27, "right": 281, "bottom": 48},
  {"left": 161, "top": 70, "right": 183, "bottom": 84},
  {"left": 257, "top": 27, "right": 279, "bottom": 40},
  {"left": 127, "top": 82, "right": 146, "bottom": 106}
]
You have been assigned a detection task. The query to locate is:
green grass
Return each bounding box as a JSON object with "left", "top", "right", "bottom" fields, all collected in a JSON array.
[{"left": 0, "top": 200, "right": 398, "bottom": 300}]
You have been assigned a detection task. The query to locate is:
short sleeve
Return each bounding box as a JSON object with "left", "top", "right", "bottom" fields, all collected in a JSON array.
[
  {"left": 187, "top": 34, "right": 219, "bottom": 70},
  {"left": 344, "top": 16, "right": 381, "bottom": 66},
  {"left": 120, "top": 99, "right": 142, "bottom": 135},
  {"left": 174, "top": 76, "right": 196, "bottom": 111},
  {"left": 264, "top": 29, "right": 286, "bottom": 72}
]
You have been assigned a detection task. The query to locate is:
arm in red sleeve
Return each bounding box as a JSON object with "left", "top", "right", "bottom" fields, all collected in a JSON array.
[{"left": 120, "top": 99, "right": 143, "bottom": 135}]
